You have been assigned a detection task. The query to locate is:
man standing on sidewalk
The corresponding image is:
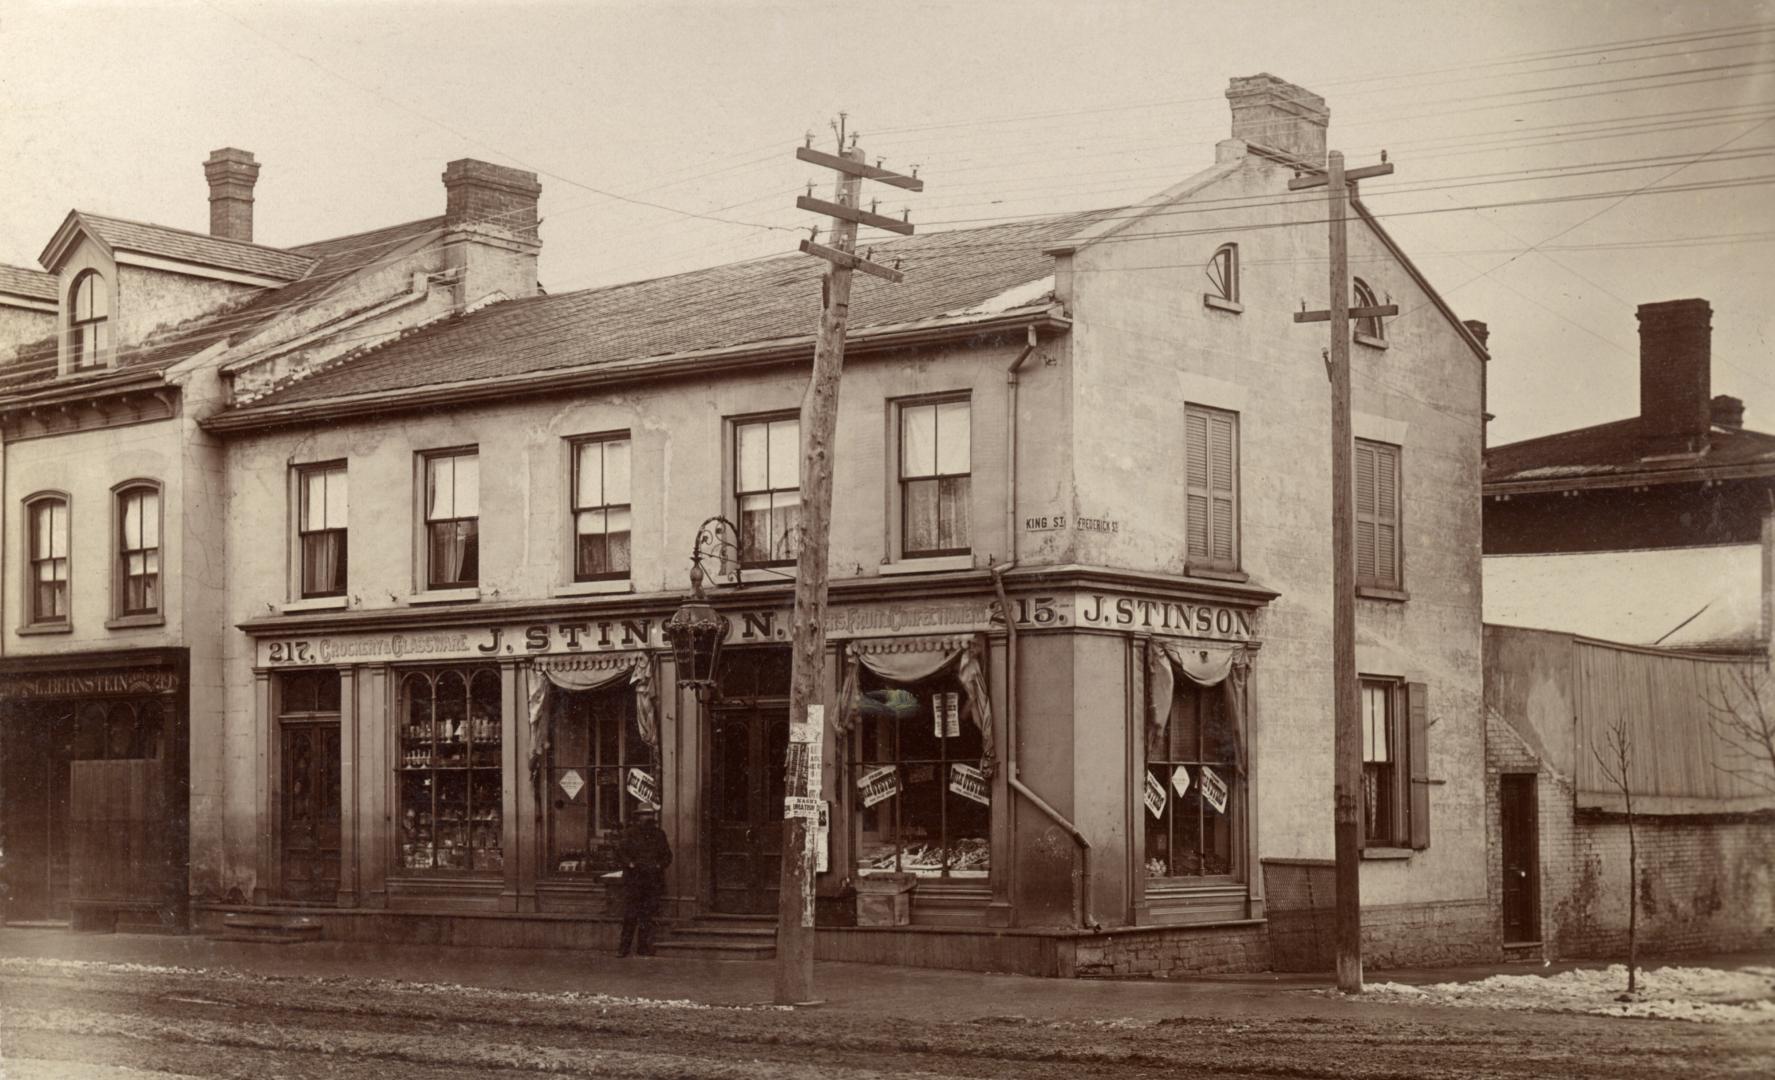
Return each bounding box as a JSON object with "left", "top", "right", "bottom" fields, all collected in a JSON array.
[{"left": 616, "top": 806, "right": 672, "bottom": 957}]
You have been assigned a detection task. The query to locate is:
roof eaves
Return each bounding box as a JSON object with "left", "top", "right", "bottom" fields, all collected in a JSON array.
[
  {"left": 1351, "top": 198, "right": 1489, "bottom": 363},
  {"left": 38, "top": 210, "right": 112, "bottom": 272},
  {"left": 1483, "top": 458, "right": 1775, "bottom": 496}
]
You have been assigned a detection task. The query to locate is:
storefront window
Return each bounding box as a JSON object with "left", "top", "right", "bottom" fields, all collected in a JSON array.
[
  {"left": 71, "top": 699, "right": 163, "bottom": 761},
  {"left": 1146, "top": 682, "right": 1238, "bottom": 879},
  {"left": 397, "top": 666, "right": 502, "bottom": 873},
  {"left": 853, "top": 668, "right": 990, "bottom": 879},
  {"left": 546, "top": 684, "right": 652, "bottom": 875}
]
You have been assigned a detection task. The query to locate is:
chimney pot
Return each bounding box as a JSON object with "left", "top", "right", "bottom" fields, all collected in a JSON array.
[
  {"left": 441, "top": 159, "right": 542, "bottom": 303},
  {"left": 1711, "top": 394, "right": 1745, "bottom": 431},
  {"left": 204, "top": 148, "right": 260, "bottom": 242},
  {"left": 1637, "top": 298, "right": 1712, "bottom": 442},
  {"left": 1226, "top": 74, "right": 1328, "bottom": 166}
]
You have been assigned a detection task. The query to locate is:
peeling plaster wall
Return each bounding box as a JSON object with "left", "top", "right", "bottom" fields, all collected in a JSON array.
[
  {"left": 0, "top": 305, "right": 53, "bottom": 358},
  {"left": 116, "top": 266, "right": 257, "bottom": 352}
]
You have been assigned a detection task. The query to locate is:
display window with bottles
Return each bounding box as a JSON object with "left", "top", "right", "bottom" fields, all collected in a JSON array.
[
  {"left": 396, "top": 665, "right": 503, "bottom": 873},
  {"left": 841, "top": 637, "right": 995, "bottom": 880}
]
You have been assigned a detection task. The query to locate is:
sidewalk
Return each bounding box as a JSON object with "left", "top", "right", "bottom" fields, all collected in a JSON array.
[{"left": 3, "top": 925, "right": 1768, "bottom": 1025}]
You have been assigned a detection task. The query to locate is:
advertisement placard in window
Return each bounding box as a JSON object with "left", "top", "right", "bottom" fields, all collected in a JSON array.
[
  {"left": 948, "top": 763, "right": 989, "bottom": 806},
  {"left": 1199, "top": 765, "right": 1229, "bottom": 814},
  {"left": 859, "top": 765, "right": 901, "bottom": 808},
  {"left": 626, "top": 767, "right": 660, "bottom": 810},
  {"left": 1170, "top": 765, "right": 1192, "bottom": 798},
  {"left": 1144, "top": 771, "right": 1168, "bottom": 819}
]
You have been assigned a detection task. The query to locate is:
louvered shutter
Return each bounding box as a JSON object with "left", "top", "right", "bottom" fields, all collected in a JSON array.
[
  {"left": 1354, "top": 442, "right": 1377, "bottom": 582},
  {"left": 1185, "top": 406, "right": 1238, "bottom": 570},
  {"left": 1407, "top": 681, "right": 1430, "bottom": 850},
  {"left": 1375, "top": 446, "right": 1399, "bottom": 586}
]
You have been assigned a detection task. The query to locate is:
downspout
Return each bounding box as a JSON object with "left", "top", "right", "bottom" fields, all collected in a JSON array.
[{"left": 994, "top": 324, "right": 1098, "bottom": 930}]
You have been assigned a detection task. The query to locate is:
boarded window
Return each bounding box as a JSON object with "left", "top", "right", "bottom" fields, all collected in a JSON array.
[
  {"left": 1355, "top": 440, "right": 1401, "bottom": 589},
  {"left": 1185, "top": 405, "right": 1239, "bottom": 572}
]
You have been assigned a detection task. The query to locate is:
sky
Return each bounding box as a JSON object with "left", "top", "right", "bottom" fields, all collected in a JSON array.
[{"left": 1, "top": 0, "right": 1770, "bottom": 445}]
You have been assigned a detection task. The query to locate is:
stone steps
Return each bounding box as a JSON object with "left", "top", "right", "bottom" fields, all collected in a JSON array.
[
  {"left": 214, "top": 912, "right": 324, "bottom": 945},
  {"left": 652, "top": 916, "right": 776, "bottom": 960}
]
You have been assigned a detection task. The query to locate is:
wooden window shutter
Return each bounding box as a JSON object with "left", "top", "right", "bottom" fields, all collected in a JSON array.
[
  {"left": 1354, "top": 442, "right": 1377, "bottom": 582},
  {"left": 1407, "top": 680, "right": 1430, "bottom": 850},
  {"left": 1185, "top": 405, "right": 1238, "bottom": 570},
  {"left": 1354, "top": 441, "right": 1400, "bottom": 587}
]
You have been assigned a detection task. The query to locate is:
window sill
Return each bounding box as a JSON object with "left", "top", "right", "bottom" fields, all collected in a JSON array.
[
  {"left": 550, "top": 579, "right": 634, "bottom": 598},
  {"left": 281, "top": 596, "right": 348, "bottom": 614},
  {"left": 1356, "top": 585, "right": 1409, "bottom": 603},
  {"left": 1184, "top": 565, "right": 1249, "bottom": 583},
  {"left": 1202, "top": 295, "right": 1244, "bottom": 314},
  {"left": 106, "top": 613, "right": 166, "bottom": 629},
  {"left": 407, "top": 588, "right": 481, "bottom": 606},
  {"left": 1361, "top": 846, "right": 1414, "bottom": 861},
  {"left": 880, "top": 554, "right": 973, "bottom": 576},
  {"left": 17, "top": 622, "right": 72, "bottom": 636},
  {"left": 1354, "top": 333, "right": 1389, "bottom": 350}
]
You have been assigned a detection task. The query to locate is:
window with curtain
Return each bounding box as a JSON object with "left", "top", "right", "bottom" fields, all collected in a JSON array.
[
  {"left": 853, "top": 666, "right": 990, "bottom": 879},
  {"left": 68, "top": 270, "right": 109, "bottom": 369},
  {"left": 1204, "top": 243, "right": 1239, "bottom": 307},
  {"left": 28, "top": 496, "right": 70, "bottom": 624},
  {"left": 734, "top": 416, "right": 799, "bottom": 566},
  {"left": 298, "top": 464, "right": 348, "bottom": 598},
  {"left": 899, "top": 398, "right": 971, "bottom": 558},
  {"left": 1353, "top": 277, "right": 1385, "bottom": 342},
  {"left": 116, "top": 485, "right": 161, "bottom": 616},
  {"left": 1354, "top": 440, "right": 1401, "bottom": 590},
  {"left": 571, "top": 435, "right": 631, "bottom": 581},
  {"left": 1184, "top": 405, "right": 1239, "bottom": 573},
  {"left": 1145, "top": 681, "right": 1239, "bottom": 879},
  {"left": 424, "top": 450, "right": 479, "bottom": 589},
  {"left": 397, "top": 665, "right": 502, "bottom": 872},
  {"left": 1362, "top": 679, "right": 1405, "bottom": 846},
  {"left": 545, "top": 684, "right": 650, "bottom": 875}
]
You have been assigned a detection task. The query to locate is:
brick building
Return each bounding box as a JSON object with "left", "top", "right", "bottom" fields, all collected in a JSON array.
[
  {"left": 3, "top": 76, "right": 1495, "bottom": 975},
  {"left": 1481, "top": 299, "right": 1775, "bottom": 960}
]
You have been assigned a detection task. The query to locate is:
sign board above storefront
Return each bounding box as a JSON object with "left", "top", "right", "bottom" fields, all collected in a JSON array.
[{"left": 0, "top": 669, "right": 180, "bottom": 699}]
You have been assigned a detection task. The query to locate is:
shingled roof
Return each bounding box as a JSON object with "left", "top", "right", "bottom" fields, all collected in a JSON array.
[
  {"left": 242, "top": 209, "right": 1114, "bottom": 409},
  {"left": 0, "top": 264, "right": 56, "bottom": 302},
  {"left": 1484, "top": 415, "right": 1775, "bottom": 490},
  {"left": 55, "top": 212, "right": 318, "bottom": 281},
  {"left": 0, "top": 217, "right": 444, "bottom": 399}
]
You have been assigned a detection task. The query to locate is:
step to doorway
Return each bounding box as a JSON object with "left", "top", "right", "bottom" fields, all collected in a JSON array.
[
  {"left": 652, "top": 915, "right": 776, "bottom": 960},
  {"left": 1503, "top": 941, "right": 1545, "bottom": 964},
  {"left": 213, "top": 912, "right": 324, "bottom": 945}
]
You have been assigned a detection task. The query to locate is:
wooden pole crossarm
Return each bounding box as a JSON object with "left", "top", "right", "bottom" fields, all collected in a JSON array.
[
  {"left": 796, "top": 195, "right": 914, "bottom": 235},
  {"left": 1294, "top": 304, "right": 1399, "bottom": 323},
  {"left": 1288, "top": 162, "right": 1394, "bottom": 190},
  {"left": 798, "top": 239, "right": 905, "bottom": 283},
  {"left": 796, "top": 146, "right": 924, "bottom": 191}
]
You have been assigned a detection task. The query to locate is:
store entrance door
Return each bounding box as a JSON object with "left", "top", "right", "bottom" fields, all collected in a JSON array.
[
  {"left": 709, "top": 704, "right": 788, "bottom": 915},
  {"left": 1, "top": 713, "right": 73, "bottom": 922},
  {"left": 280, "top": 721, "right": 342, "bottom": 901}
]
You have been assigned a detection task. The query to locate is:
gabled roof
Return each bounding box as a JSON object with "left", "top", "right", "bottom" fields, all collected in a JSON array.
[
  {"left": 1484, "top": 546, "right": 1763, "bottom": 653},
  {"left": 0, "top": 264, "right": 56, "bottom": 303},
  {"left": 39, "top": 211, "right": 316, "bottom": 281},
  {"left": 1484, "top": 415, "right": 1775, "bottom": 492},
  {"left": 0, "top": 217, "right": 444, "bottom": 400},
  {"left": 234, "top": 209, "right": 1115, "bottom": 411}
]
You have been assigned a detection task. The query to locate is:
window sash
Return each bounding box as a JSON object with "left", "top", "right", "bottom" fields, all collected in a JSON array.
[
  {"left": 301, "top": 529, "right": 348, "bottom": 597},
  {"left": 1360, "top": 680, "right": 1406, "bottom": 846},
  {"left": 1205, "top": 244, "right": 1238, "bottom": 302},
  {"left": 29, "top": 501, "right": 70, "bottom": 622},
  {"left": 301, "top": 467, "right": 348, "bottom": 533},
  {"left": 426, "top": 452, "right": 479, "bottom": 522},
  {"left": 427, "top": 518, "right": 480, "bottom": 589},
  {"left": 735, "top": 419, "right": 800, "bottom": 565}
]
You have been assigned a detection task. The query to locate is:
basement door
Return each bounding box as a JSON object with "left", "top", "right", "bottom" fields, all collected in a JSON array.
[{"left": 1500, "top": 773, "right": 1540, "bottom": 943}]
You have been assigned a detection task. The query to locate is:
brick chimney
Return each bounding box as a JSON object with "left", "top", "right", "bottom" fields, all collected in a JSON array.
[
  {"left": 204, "top": 148, "right": 261, "bottom": 242},
  {"left": 442, "top": 159, "right": 541, "bottom": 304},
  {"left": 1637, "top": 298, "right": 1711, "bottom": 442},
  {"left": 1711, "top": 394, "right": 1744, "bottom": 431},
  {"left": 1226, "top": 74, "right": 1328, "bottom": 166}
]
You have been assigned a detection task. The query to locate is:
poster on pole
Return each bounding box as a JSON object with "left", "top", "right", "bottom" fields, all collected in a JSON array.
[
  {"left": 626, "top": 767, "right": 660, "bottom": 811},
  {"left": 816, "top": 800, "right": 830, "bottom": 874},
  {"left": 1170, "top": 765, "right": 1192, "bottom": 798},
  {"left": 1143, "top": 771, "right": 1167, "bottom": 819},
  {"left": 1199, "top": 765, "right": 1229, "bottom": 814},
  {"left": 948, "top": 763, "right": 990, "bottom": 806},
  {"left": 859, "top": 765, "right": 901, "bottom": 808}
]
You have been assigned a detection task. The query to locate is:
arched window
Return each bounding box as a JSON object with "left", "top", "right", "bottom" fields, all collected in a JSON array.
[
  {"left": 25, "top": 493, "right": 71, "bottom": 625},
  {"left": 1204, "top": 243, "right": 1240, "bottom": 310},
  {"left": 116, "top": 481, "right": 162, "bottom": 617},
  {"left": 68, "top": 270, "right": 110, "bottom": 369},
  {"left": 1353, "top": 277, "right": 1384, "bottom": 343}
]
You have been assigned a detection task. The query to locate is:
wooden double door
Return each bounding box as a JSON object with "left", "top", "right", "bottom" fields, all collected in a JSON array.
[{"left": 708, "top": 703, "right": 788, "bottom": 915}]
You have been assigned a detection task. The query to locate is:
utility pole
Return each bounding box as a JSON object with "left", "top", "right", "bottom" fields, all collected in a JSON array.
[
  {"left": 1291, "top": 150, "right": 1396, "bottom": 995},
  {"left": 777, "top": 118, "right": 921, "bottom": 1006}
]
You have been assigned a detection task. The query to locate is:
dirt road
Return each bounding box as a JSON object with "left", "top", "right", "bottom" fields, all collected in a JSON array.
[{"left": 2, "top": 957, "right": 1770, "bottom": 1079}]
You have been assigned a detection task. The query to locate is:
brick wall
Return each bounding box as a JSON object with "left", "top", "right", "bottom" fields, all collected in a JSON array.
[
  {"left": 1070, "top": 923, "right": 1271, "bottom": 977},
  {"left": 1263, "top": 859, "right": 1497, "bottom": 972}
]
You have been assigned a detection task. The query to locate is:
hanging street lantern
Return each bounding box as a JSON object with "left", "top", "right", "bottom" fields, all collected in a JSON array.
[{"left": 665, "top": 523, "right": 734, "bottom": 691}]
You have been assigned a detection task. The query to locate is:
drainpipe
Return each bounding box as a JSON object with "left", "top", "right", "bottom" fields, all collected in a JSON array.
[{"left": 993, "top": 325, "right": 1098, "bottom": 930}]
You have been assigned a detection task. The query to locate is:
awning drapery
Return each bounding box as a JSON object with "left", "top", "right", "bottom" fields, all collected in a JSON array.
[
  {"left": 526, "top": 653, "right": 657, "bottom": 785},
  {"left": 1147, "top": 640, "right": 1249, "bottom": 775},
  {"left": 835, "top": 633, "right": 996, "bottom": 777}
]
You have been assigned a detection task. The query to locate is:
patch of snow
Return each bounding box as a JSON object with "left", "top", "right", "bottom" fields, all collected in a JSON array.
[
  {"left": 941, "top": 276, "right": 1054, "bottom": 317},
  {"left": 1509, "top": 464, "right": 1610, "bottom": 479},
  {"left": 1361, "top": 964, "right": 1775, "bottom": 1024}
]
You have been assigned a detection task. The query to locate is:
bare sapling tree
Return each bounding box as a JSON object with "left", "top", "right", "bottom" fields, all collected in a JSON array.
[
  {"left": 1591, "top": 713, "right": 1638, "bottom": 995},
  {"left": 1703, "top": 664, "right": 1775, "bottom": 793}
]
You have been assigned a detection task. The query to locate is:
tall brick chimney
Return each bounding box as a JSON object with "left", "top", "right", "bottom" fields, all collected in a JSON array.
[
  {"left": 1636, "top": 298, "right": 1712, "bottom": 442},
  {"left": 442, "top": 159, "right": 541, "bottom": 304},
  {"left": 204, "top": 148, "right": 261, "bottom": 242},
  {"left": 1226, "top": 74, "right": 1328, "bottom": 166}
]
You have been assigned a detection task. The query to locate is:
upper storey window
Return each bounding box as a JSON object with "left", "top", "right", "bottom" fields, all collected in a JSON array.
[
  {"left": 27, "top": 495, "right": 71, "bottom": 625},
  {"left": 424, "top": 449, "right": 480, "bottom": 590},
  {"left": 69, "top": 270, "right": 110, "bottom": 370},
  {"left": 1353, "top": 277, "right": 1386, "bottom": 345},
  {"left": 1203, "top": 243, "right": 1241, "bottom": 312},
  {"left": 734, "top": 415, "right": 800, "bottom": 567}
]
